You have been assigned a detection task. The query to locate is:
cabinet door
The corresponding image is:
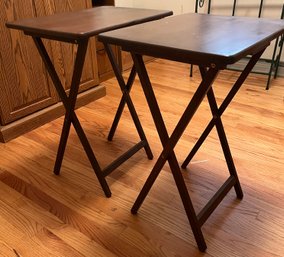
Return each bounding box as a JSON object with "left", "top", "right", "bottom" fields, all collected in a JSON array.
[
  {"left": 0, "top": 0, "right": 58, "bottom": 125},
  {"left": 34, "top": 0, "right": 99, "bottom": 94},
  {"left": 96, "top": 37, "right": 119, "bottom": 82}
]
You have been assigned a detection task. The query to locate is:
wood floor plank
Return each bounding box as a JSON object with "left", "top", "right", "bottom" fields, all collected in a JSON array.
[{"left": 0, "top": 59, "right": 283, "bottom": 256}]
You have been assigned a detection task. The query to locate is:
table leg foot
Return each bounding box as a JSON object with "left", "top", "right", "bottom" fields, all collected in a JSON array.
[
  {"left": 235, "top": 185, "right": 244, "bottom": 199},
  {"left": 53, "top": 169, "right": 60, "bottom": 175},
  {"left": 198, "top": 242, "right": 207, "bottom": 252},
  {"left": 130, "top": 208, "right": 138, "bottom": 214},
  {"left": 104, "top": 190, "right": 112, "bottom": 198}
]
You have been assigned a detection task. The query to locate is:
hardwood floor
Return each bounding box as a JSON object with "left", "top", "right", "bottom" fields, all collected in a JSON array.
[{"left": 0, "top": 59, "right": 283, "bottom": 257}]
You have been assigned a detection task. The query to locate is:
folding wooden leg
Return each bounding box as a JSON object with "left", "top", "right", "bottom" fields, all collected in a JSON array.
[
  {"left": 131, "top": 53, "right": 221, "bottom": 251},
  {"left": 199, "top": 66, "right": 243, "bottom": 198},
  {"left": 33, "top": 37, "right": 90, "bottom": 175},
  {"left": 33, "top": 37, "right": 112, "bottom": 197},
  {"left": 130, "top": 48, "right": 266, "bottom": 251},
  {"left": 108, "top": 65, "right": 136, "bottom": 141},
  {"left": 182, "top": 49, "right": 265, "bottom": 170},
  {"left": 34, "top": 37, "right": 153, "bottom": 197},
  {"left": 103, "top": 43, "right": 153, "bottom": 160}
]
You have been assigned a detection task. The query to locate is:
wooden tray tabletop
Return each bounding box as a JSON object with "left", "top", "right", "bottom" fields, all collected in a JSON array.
[
  {"left": 99, "top": 13, "right": 284, "bottom": 67},
  {"left": 6, "top": 6, "right": 173, "bottom": 41}
]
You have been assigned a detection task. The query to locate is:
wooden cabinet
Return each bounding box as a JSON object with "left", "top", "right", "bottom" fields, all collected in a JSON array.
[
  {"left": 0, "top": 0, "right": 109, "bottom": 142},
  {"left": 95, "top": 37, "right": 120, "bottom": 82},
  {"left": 0, "top": 0, "right": 57, "bottom": 125},
  {"left": 34, "top": 0, "right": 100, "bottom": 92},
  {"left": 92, "top": 0, "right": 118, "bottom": 82},
  {"left": 120, "top": 50, "right": 155, "bottom": 71},
  {"left": 93, "top": 0, "right": 114, "bottom": 6}
]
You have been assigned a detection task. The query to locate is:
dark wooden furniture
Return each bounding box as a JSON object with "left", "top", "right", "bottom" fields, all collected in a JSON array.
[
  {"left": 92, "top": 0, "right": 118, "bottom": 82},
  {"left": 194, "top": 0, "right": 284, "bottom": 90},
  {"left": 99, "top": 13, "right": 284, "bottom": 250},
  {"left": 92, "top": 0, "right": 114, "bottom": 6},
  {"left": 6, "top": 6, "right": 173, "bottom": 197}
]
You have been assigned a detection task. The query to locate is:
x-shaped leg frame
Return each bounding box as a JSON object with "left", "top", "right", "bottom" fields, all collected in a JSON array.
[
  {"left": 32, "top": 36, "right": 152, "bottom": 197},
  {"left": 103, "top": 43, "right": 153, "bottom": 162},
  {"left": 107, "top": 65, "right": 136, "bottom": 141},
  {"left": 129, "top": 48, "right": 265, "bottom": 251}
]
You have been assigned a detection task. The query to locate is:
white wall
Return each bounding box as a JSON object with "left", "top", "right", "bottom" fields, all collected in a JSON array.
[
  {"left": 115, "top": 0, "right": 283, "bottom": 17},
  {"left": 132, "top": 0, "right": 192, "bottom": 15},
  {"left": 115, "top": 0, "right": 133, "bottom": 7},
  {"left": 115, "top": 0, "right": 194, "bottom": 14}
]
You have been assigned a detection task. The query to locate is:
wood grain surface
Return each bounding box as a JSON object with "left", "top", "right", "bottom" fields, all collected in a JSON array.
[{"left": 0, "top": 59, "right": 283, "bottom": 256}]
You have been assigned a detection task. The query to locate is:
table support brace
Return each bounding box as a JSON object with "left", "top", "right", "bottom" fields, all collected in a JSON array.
[
  {"left": 103, "top": 43, "right": 153, "bottom": 160},
  {"left": 108, "top": 65, "right": 136, "bottom": 141},
  {"left": 181, "top": 49, "right": 265, "bottom": 169},
  {"left": 33, "top": 37, "right": 153, "bottom": 197},
  {"left": 33, "top": 37, "right": 111, "bottom": 196},
  {"left": 130, "top": 48, "right": 265, "bottom": 251},
  {"left": 130, "top": 53, "right": 220, "bottom": 251},
  {"left": 199, "top": 66, "right": 243, "bottom": 199}
]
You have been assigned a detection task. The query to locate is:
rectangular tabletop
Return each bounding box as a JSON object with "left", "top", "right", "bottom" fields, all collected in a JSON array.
[
  {"left": 6, "top": 6, "right": 173, "bottom": 41},
  {"left": 98, "top": 13, "right": 284, "bottom": 67}
]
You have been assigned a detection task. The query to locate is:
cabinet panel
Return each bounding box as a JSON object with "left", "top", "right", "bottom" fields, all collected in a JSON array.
[
  {"left": 96, "top": 44, "right": 119, "bottom": 82},
  {"left": 0, "top": 0, "right": 109, "bottom": 141},
  {"left": 0, "top": 0, "right": 57, "bottom": 125},
  {"left": 34, "top": 0, "right": 99, "bottom": 93},
  {"left": 92, "top": 1, "right": 117, "bottom": 82},
  {"left": 120, "top": 50, "right": 154, "bottom": 71}
]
